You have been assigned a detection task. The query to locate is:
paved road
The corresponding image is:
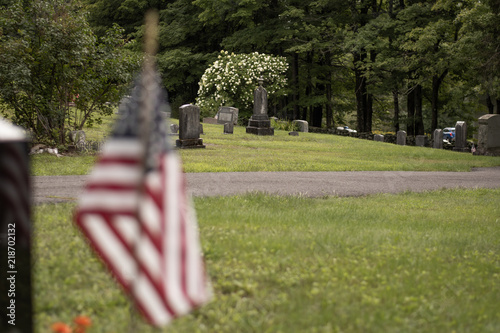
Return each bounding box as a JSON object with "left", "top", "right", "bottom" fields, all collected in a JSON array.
[{"left": 33, "top": 167, "right": 500, "bottom": 204}]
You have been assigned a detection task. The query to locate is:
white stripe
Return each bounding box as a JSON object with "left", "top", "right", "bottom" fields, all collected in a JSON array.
[
  {"left": 185, "top": 198, "right": 210, "bottom": 304},
  {"left": 164, "top": 153, "right": 191, "bottom": 315},
  {"left": 113, "top": 215, "right": 140, "bottom": 245},
  {"left": 79, "top": 191, "right": 139, "bottom": 211},
  {"left": 139, "top": 191, "right": 161, "bottom": 235},
  {"left": 136, "top": 234, "right": 162, "bottom": 280},
  {"left": 134, "top": 274, "right": 172, "bottom": 326},
  {"left": 83, "top": 214, "right": 137, "bottom": 284},
  {"left": 102, "top": 139, "right": 143, "bottom": 158},
  {"left": 90, "top": 164, "right": 142, "bottom": 185}
]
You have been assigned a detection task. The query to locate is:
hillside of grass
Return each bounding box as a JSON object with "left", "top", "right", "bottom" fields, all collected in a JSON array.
[
  {"left": 34, "top": 188, "right": 500, "bottom": 332},
  {"left": 31, "top": 118, "right": 500, "bottom": 175}
]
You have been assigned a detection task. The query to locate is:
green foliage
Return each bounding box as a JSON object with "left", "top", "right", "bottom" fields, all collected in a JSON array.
[
  {"left": 0, "top": 0, "right": 141, "bottom": 145},
  {"left": 196, "top": 51, "right": 288, "bottom": 119},
  {"left": 34, "top": 188, "right": 500, "bottom": 332}
]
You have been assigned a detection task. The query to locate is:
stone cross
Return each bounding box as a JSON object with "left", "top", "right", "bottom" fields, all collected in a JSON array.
[{"left": 433, "top": 129, "right": 443, "bottom": 149}]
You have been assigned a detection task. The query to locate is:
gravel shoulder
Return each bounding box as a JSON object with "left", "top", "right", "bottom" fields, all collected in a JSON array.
[{"left": 33, "top": 167, "right": 500, "bottom": 204}]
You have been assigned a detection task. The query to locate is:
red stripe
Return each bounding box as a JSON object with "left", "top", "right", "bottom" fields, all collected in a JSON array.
[
  {"left": 85, "top": 183, "right": 138, "bottom": 191},
  {"left": 97, "top": 156, "right": 141, "bottom": 165}
]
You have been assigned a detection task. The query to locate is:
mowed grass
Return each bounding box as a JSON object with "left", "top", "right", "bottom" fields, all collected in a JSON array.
[
  {"left": 34, "top": 189, "right": 500, "bottom": 332},
  {"left": 32, "top": 121, "right": 500, "bottom": 175}
]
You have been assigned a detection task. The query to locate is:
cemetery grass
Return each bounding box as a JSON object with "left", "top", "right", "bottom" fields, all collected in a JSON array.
[
  {"left": 34, "top": 188, "right": 500, "bottom": 332},
  {"left": 30, "top": 121, "right": 500, "bottom": 175}
]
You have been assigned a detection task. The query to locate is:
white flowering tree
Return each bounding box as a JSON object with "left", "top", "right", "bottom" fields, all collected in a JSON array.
[{"left": 196, "top": 51, "right": 288, "bottom": 120}]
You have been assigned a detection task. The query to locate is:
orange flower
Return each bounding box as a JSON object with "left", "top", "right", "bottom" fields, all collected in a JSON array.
[
  {"left": 73, "top": 315, "right": 92, "bottom": 328},
  {"left": 51, "top": 322, "right": 72, "bottom": 333}
]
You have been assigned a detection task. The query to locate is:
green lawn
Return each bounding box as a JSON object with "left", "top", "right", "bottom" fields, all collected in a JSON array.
[
  {"left": 34, "top": 189, "right": 500, "bottom": 332},
  {"left": 31, "top": 120, "right": 500, "bottom": 175}
]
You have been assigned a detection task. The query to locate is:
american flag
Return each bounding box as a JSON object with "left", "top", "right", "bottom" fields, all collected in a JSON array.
[{"left": 74, "top": 64, "right": 211, "bottom": 326}]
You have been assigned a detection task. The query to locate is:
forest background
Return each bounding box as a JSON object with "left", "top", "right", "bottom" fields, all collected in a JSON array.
[{"left": 1, "top": 0, "right": 500, "bottom": 145}]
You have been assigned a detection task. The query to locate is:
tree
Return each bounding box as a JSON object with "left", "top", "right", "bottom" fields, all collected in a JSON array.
[
  {"left": 196, "top": 51, "right": 288, "bottom": 121},
  {"left": 0, "top": 0, "right": 140, "bottom": 145}
]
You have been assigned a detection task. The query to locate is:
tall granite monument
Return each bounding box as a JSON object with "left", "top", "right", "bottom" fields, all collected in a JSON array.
[{"left": 246, "top": 77, "right": 274, "bottom": 136}]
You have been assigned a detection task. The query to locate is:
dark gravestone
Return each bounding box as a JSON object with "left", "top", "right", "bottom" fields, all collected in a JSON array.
[
  {"left": 246, "top": 77, "right": 274, "bottom": 136},
  {"left": 374, "top": 134, "right": 384, "bottom": 142},
  {"left": 217, "top": 109, "right": 234, "bottom": 125},
  {"left": 477, "top": 114, "right": 500, "bottom": 156},
  {"left": 0, "top": 119, "right": 33, "bottom": 333},
  {"left": 224, "top": 122, "right": 233, "bottom": 134},
  {"left": 415, "top": 135, "right": 428, "bottom": 147},
  {"left": 453, "top": 121, "right": 468, "bottom": 152},
  {"left": 396, "top": 130, "right": 407, "bottom": 146},
  {"left": 289, "top": 131, "right": 299, "bottom": 136},
  {"left": 218, "top": 106, "right": 239, "bottom": 125},
  {"left": 176, "top": 104, "right": 205, "bottom": 149},
  {"left": 433, "top": 129, "right": 443, "bottom": 149}
]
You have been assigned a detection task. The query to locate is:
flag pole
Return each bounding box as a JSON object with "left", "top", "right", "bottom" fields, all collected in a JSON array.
[{"left": 130, "top": 10, "right": 160, "bottom": 332}]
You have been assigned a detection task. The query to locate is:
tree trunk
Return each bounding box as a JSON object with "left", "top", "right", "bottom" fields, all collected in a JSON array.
[
  {"left": 407, "top": 86, "right": 415, "bottom": 136},
  {"left": 431, "top": 70, "right": 448, "bottom": 131},
  {"left": 367, "top": 93, "right": 373, "bottom": 133},
  {"left": 486, "top": 94, "right": 494, "bottom": 113},
  {"left": 354, "top": 52, "right": 368, "bottom": 132},
  {"left": 393, "top": 90, "right": 400, "bottom": 132},
  {"left": 292, "top": 52, "right": 300, "bottom": 120},
  {"left": 415, "top": 84, "right": 424, "bottom": 135},
  {"left": 325, "top": 52, "right": 333, "bottom": 128}
]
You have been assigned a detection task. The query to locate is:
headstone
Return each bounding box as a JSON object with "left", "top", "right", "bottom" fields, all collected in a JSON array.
[
  {"left": 176, "top": 104, "right": 205, "bottom": 149},
  {"left": 217, "top": 108, "right": 234, "bottom": 125},
  {"left": 246, "top": 77, "right": 274, "bottom": 136},
  {"left": 292, "top": 120, "right": 309, "bottom": 132},
  {"left": 218, "top": 106, "right": 239, "bottom": 125},
  {"left": 453, "top": 121, "right": 468, "bottom": 152},
  {"left": 433, "top": 129, "right": 443, "bottom": 149},
  {"left": 289, "top": 131, "right": 299, "bottom": 136},
  {"left": 374, "top": 134, "right": 384, "bottom": 142},
  {"left": 223, "top": 122, "right": 233, "bottom": 134},
  {"left": 199, "top": 123, "right": 204, "bottom": 135},
  {"left": 396, "top": 130, "right": 407, "bottom": 146},
  {"left": 415, "top": 135, "right": 428, "bottom": 147},
  {"left": 203, "top": 117, "right": 218, "bottom": 125},
  {"left": 0, "top": 118, "right": 33, "bottom": 333},
  {"left": 170, "top": 124, "right": 179, "bottom": 134},
  {"left": 477, "top": 114, "right": 500, "bottom": 156},
  {"left": 69, "top": 130, "right": 86, "bottom": 144}
]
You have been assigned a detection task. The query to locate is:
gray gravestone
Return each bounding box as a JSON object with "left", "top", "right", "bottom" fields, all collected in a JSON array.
[
  {"left": 224, "top": 122, "right": 233, "bottom": 134},
  {"left": 374, "top": 134, "right": 384, "bottom": 142},
  {"left": 246, "top": 77, "right": 274, "bottom": 136},
  {"left": 176, "top": 104, "right": 205, "bottom": 149},
  {"left": 453, "top": 121, "right": 468, "bottom": 152},
  {"left": 289, "top": 131, "right": 299, "bottom": 136},
  {"left": 477, "top": 114, "right": 500, "bottom": 156},
  {"left": 415, "top": 135, "right": 428, "bottom": 147},
  {"left": 397, "top": 130, "right": 407, "bottom": 146},
  {"left": 218, "top": 106, "right": 239, "bottom": 125},
  {"left": 433, "top": 129, "right": 443, "bottom": 149},
  {"left": 203, "top": 117, "right": 218, "bottom": 125},
  {"left": 292, "top": 120, "right": 309, "bottom": 132},
  {"left": 217, "top": 109, "right": 234, "bottom": 124},
  {"left": 170, "top": 124, "right": 179, "bottom": 134}
]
